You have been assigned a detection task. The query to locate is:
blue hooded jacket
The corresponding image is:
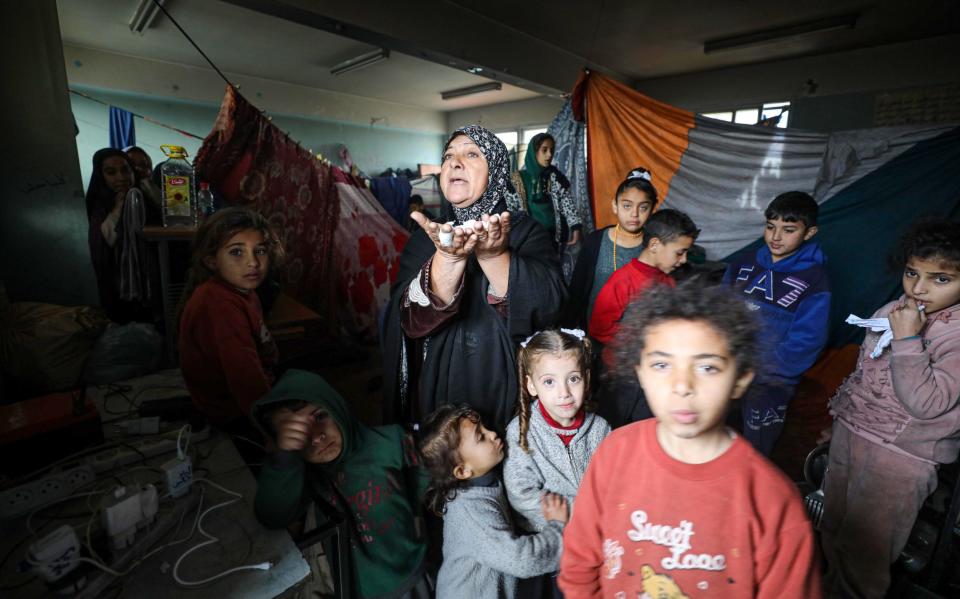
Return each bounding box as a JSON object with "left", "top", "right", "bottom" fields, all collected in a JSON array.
[{"left": 722, "top": 241, "right": 831, "bottom": 385}]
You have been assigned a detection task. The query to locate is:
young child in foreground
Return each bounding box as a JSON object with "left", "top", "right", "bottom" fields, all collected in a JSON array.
[
  {"left": 821, "top": 220, "right": 960, "bottom": 598},
  {"left": 559, "top": 282, "right": 821, "bottom": 599},
  {"left": 254, "top": 369, "right": 431, "bottom": 599},
  {"left": 503, "top": 328, "right": 610, "bottom": 597},
  {"left": 722, "top": 191, "right": 831, "bottom": 455},
  {"left": 420, "top": 404, "right": 569, "bottom": 599}
]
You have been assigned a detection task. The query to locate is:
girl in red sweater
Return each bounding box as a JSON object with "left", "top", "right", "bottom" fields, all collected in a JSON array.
[
  {"left": 560, "top": 282, "right": 820, "bottom": 599},
  {"left": 178, "top": 207, "right": 284, "bottom": 427}
]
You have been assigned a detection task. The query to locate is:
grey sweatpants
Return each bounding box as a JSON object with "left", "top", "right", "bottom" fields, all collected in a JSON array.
[{"left": 820, "top": 422, "right": 938, "bottom": 598}]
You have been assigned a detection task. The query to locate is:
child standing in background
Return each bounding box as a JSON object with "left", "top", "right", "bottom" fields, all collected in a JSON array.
[
  {"left": 589, "top": 209, "right": 699, "bottom": 349},
  {"left": 504, "top": 328, "right": 610, "bottom": 598},
  {"left": 562, "top": 168, "right": 657, "bottom": 330},
  {"left": 510, "top": 133, "right": 582, "bottom": 248},
  {"left": 722, "top": 192, "right": 830, "bottom": 455},
  {"left": 821, "top": 220, "right": 960, "bottom": 598},
  {"left": 560, "top": 283, "right": 820, "bottom": 599},
  {"left": 420, "top": 404, "right": 569, "bottom": 599},
  {"left": 178, "top": 206, "right": 283, "bottom": 427}
]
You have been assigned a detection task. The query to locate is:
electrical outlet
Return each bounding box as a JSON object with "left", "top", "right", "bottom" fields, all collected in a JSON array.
[
  {"left": 2, "top": 487, "right": 35, "bottom": 514},
  {"left": 37, "top": 479, "right": 64, "bottom": 498},
  {"left": 86, "top": 426, "right": 210, "bottom": 473},
  {"left": 0, "top": 465, "right": 97, "bottom": 520}
]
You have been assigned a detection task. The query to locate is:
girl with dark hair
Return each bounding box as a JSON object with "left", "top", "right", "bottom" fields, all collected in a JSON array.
[
  {"left": 382, "top": 125, "right": 565, "bottom": 432},
  {"left": 178, "top": 206, "right": 284, "bottom": 425},
  {"left": 821, "top": 219, "right": 960, "bottom": 598},
  {"left": 509, "top": 133, "right": 582, "bottom": 248},
  {"left": 124, "top": 145, "right": 162, "bottom": 209},
  {"left": 560, "top": 167, "right": 657, "bottom": 330},
  {"left": 85, "top": 147, "right": 159, "bottom": 322}
]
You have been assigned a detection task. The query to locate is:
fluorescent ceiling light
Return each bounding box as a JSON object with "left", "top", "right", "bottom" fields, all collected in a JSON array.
[
  {"left": 330, "top": 49, "right": 390, "bottom": 76},
  {"left": 129, "top": 0, "right": 166, "bottom": 34},
  {"left": 704, "top": 13, "right": 858, "bottom": 54},
  {"left": 441, "top": 82, "right": 503, "bottom": 100}
]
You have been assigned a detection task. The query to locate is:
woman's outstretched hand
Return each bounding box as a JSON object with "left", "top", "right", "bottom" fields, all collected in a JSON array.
[
  {"left": 410, "top": 210, "right": 479, "bottom": 263},
  {"left": 474, "top": 212, "right": 511, "bottom": 261}
]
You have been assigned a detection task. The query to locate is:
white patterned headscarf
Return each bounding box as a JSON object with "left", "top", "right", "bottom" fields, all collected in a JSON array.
[{"left": 444, "top": 125, "right": 513, "bottom": 224}]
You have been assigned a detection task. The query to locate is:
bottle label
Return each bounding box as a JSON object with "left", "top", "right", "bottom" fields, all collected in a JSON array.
[{"left": 163, "top": 175, "right": 192, "bottom": 216}]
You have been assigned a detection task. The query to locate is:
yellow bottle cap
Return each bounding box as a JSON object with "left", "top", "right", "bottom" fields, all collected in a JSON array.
[{"left": 160, "top": 144, "right": 188, "bottom": 159}]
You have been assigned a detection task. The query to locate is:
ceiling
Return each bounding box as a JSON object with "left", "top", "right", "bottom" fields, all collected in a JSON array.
[
  {"left": 57, "top": 0, "right": 960, "bottom": 113},
  {"left": 55, "top": 0, "right": 540, "bottom": 112},
  {"left": 451, "top": 0, "right": 960, "bottom": 81}
]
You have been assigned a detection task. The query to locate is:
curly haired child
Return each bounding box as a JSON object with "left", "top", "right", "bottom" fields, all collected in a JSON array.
[
  {"left": 560, "top": 282, "right": 820, "bottom": 598},
  {"left": 420, "top": 404, "right": 569, "bottom": 599}
]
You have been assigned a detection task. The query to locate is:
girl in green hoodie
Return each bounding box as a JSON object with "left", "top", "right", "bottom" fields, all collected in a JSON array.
[{"left": 254, "top": 369, "right": 431, "bottom": 599}]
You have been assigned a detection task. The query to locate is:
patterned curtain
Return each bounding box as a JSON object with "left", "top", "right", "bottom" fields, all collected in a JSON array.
[
  {"left": 195, "top": 86, "right": 340, "bottom": 325},
  {"left": 548, "top": 99, "right": 593, "bottom": 233}
]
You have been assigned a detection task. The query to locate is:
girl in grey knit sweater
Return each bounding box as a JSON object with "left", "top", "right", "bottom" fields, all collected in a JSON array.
[
  {"left": 504, "top": 328, "right": 610, "bottom": 530},
  {"left": 504, "top": 329, "right": 610, "bottom": 597},
  {"left": 420, "top": 404, "right": 569, "bottom": 599}
]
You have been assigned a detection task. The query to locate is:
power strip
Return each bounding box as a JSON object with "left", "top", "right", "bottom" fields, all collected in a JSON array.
[
  {"left": 0, "top": 465, "right": 96, "bottom": 520},
  {"left": 76, "top": 488, "right": 202, "bottom": 599},
  {"left": 85, "top": 427, "right": 210, "bottom": 473},
  {"left": 0, "top": 428, "right": 209, "bottom": 521}
]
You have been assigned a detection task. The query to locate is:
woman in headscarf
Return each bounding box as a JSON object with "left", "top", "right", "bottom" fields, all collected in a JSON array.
[
  {"left": 124, "top": 145, "right": 162, "bottom": 210},
  {"left": 510, "top": 133, "right": 582, "bottom": 248},
  {"left": 85, "top": 148, "right": 160, "bottom": 323},
  {"left": 382, "top": 126, "right": 566, "bottom": 432}
]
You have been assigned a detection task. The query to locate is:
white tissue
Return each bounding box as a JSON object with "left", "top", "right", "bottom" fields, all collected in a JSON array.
[{"left": 845, "top": 314, "right": 894, "bottom": 359}]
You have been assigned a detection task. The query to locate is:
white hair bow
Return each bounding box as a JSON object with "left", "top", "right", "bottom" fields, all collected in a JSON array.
[
  {"left": 628, "top": 169, "right": 652, "bottom": 182},
  {"left": 520, "top": 328, "right": 586, "bottom": 348}
]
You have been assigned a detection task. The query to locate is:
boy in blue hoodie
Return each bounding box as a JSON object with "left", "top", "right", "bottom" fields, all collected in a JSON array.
[{"left": 722, "top": 192, "right": 831, "bottom": 455}]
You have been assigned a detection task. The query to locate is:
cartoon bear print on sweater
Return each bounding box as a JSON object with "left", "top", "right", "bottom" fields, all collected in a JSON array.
[{"left": 639, "top": 564, "right": 690, "bottom": 599}]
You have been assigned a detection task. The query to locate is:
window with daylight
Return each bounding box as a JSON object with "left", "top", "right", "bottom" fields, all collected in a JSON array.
[
  {"left": 703, "top": 101, "right": 790, "bottom": 128},
  {"left": 495, "top": 126, "right": 549, "bottom": 170}
]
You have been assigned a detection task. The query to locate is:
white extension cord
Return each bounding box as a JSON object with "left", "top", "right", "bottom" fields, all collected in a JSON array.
[
  {"left": 27, "top": 478, "right": 269, "bottom": 587},
  {"left": 172, "top": 478, "right": 272, "bottom": 586}
]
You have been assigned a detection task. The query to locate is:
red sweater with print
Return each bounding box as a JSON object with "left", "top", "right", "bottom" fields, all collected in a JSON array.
[
  {"left": 589, "top": 259, "right": 674, "bottom": 346},
  {"left": 559, "top": 419, "right": 820, "bottom": 599},
  {"left": 179, "top": 277, "right": 278, "bottom": 424}
]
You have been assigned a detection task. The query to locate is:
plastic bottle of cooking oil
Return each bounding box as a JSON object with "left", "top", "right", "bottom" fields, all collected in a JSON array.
[{"left": 159, "top": 144, "right": 196, "bottom": 227}]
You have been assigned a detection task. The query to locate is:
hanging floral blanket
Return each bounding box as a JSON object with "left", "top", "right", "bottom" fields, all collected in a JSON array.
[{"left": 196, "top": 85, "right": 408, "bottom": 338}]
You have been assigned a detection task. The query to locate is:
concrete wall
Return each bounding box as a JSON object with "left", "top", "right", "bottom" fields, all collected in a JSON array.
[
  {"left": 64, "top": 45, "right": 448, "bottom": 133},
  {"left": 70, "top": 85, "right": 446, "bottom": 189},
  {"left": 635, "top": 34, "right": 960, "bottom": 132},
  {"left": 65, "top": 45, "right": 447, "bottom": 186},
  {"left": 1, "top": 2, "right": 96, "bottom": 305},
  {"left": 446, "top": 96, "right": 565, "bottom": 132}
]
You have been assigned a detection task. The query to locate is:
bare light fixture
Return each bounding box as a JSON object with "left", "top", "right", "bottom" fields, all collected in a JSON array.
[
  {"left": 330, "top": 49, "right": 390, "bottom": 76},
  {"left": 704, "top": 14, "right": 858, "bottom": 54},
  {"left": 441, "top": 82, "right": 503, "bottom": 100},
  {"left": 129, "top": 0, "right": 166, "bottom": 34}
]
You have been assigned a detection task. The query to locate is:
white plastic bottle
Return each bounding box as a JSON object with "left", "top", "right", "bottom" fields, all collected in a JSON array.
[{"left": 197, "top": 182, "right": 215, "bottom": 220}]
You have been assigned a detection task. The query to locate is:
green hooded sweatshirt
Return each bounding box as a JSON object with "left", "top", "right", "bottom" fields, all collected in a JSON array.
[{"left": 253, "top": 369, "right": 428, "bottom": 599}]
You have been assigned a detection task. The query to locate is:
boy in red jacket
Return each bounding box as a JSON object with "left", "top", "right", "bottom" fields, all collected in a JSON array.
[
  {"left": 560, "top": 283, "right": 820, "bottom": 599},
  {"left": 589, "top": 209, "right": 699, "bottom": 349}
]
